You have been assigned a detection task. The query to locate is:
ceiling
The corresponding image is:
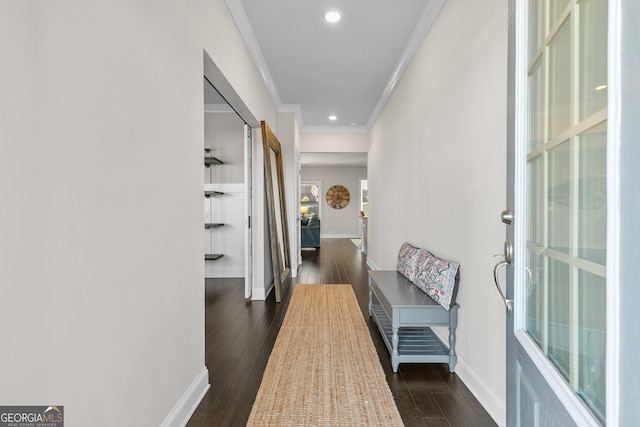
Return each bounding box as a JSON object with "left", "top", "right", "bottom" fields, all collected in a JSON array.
[
  {"left": 224, "top": 0, "right": 444, "bottom": 131},
  {"left": 204, "top": 0, "right": 445, "bottom": 165}
]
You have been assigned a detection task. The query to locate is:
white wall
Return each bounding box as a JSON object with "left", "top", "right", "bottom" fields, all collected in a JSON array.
[
  {"left": 300, "top": 131, "right": 369, "bottom": 152},
  {"left": 204, "top": 112, "right": 246, "bottom": 184},
  {"left": 301, "top": 166, "right": 367, "bottom": 237},
  {"left": 368, "top": 0, "right": 508, "bottom": 425},
  {"left": 0, "top": 1, "right": 278, "bottom": 426}
]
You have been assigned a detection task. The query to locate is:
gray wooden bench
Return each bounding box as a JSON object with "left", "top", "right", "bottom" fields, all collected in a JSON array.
[{"left": 368, "top": 270, "right": 459, "bottom": 373}]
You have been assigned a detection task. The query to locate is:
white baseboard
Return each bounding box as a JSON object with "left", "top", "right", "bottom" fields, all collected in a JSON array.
[
  {"left": 320, "top": 233, "right": 361, "bottom": 239},
  {"left": 430, "top": 329, "right": 506, "bottom": 427},
  {"left": 265, "top": 278, "right": 274, "bottom": 298},
  {"left": 455, "top": 356, "right": 506, "bottom": 427},
  {"left": 252, "top": 278, "right": 274, "bottom": 301},
  {"left": 366, "top": 257, "right": 381, "bottom": 270},
  {"left": 159, "top": 367, "right": 209, "bottom": 427},
  {"left": 418, "top": 342, "right": 507, "bottom": 427},
  {"left": 204, "top": 268, "right": 244, "bottom": 279},
  {"left": 252, "top": 286, "right": 266, "bottom": 300}
]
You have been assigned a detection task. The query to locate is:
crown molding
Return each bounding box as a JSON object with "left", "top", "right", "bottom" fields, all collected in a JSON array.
[
  {"left": 302, "top": 125, "right": 369, "bottom": 133},
  {"left": 365, "top": 0, "right": 446, "bottom": 129},
  {"left": 225, "top": 0, "right": 282, "bottom": 109},
  {"left": 227, "top": 0, "right": 445, "bottom": 133},
  {"left": 279, "top": 103, "right": 304, "bottom": 127}
]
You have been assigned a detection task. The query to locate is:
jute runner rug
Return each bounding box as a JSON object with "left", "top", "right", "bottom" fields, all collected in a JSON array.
[{"left": 247, "top": 284, "right": 404, "bottom": 426}]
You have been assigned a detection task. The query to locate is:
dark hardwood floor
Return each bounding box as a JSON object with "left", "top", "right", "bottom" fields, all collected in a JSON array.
[{"left": 187, "top": 238, "right": 497, "bottom": 427}]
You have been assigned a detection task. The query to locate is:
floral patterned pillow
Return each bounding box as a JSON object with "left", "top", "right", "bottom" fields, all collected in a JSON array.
[
  {"left": 415, "top": 248, "right": 434, "bottom": 272},
  {"left": 414, "top": 254, "right": 460, "bottom": 311},
  {"left": 396, "top": 243, "right": 422, "bottom": 282}
]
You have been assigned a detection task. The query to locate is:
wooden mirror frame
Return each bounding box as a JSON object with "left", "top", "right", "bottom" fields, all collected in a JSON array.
[{"left": 261, "top": 121, "right": 291, "bottom": 302}]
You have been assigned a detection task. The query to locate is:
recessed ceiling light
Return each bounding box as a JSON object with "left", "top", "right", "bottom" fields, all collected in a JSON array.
[
  {"left": 328, "top": 115, "right": 337, "bottom": 121},
  {"left": 324, "top": 11, "right": 341, "bottom": 23}
]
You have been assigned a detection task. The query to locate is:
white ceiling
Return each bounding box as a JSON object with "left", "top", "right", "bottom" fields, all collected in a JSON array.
[
  {"left": 205, "top": 0, "right": 445, "bottom": 166},
  {"left": 227, "top": 0, "right": 445, "bottom": 132}
]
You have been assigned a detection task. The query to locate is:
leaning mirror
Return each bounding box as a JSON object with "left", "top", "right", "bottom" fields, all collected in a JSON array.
[{"left": 261, "top": 121, "right": 291, "bottom": 302}]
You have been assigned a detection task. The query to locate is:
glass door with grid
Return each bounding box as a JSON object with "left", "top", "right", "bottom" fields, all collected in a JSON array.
[{"left": 505, "top": 0, "right": 608, "bottom": 425}]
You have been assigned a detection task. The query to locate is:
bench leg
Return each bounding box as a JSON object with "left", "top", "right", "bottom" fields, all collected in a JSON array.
[
  {"left": 392, "top": 327, "right": 400, "bottom": 372},
  {"left": 448, "top": 325, "right": 458, "bottom": 373}
]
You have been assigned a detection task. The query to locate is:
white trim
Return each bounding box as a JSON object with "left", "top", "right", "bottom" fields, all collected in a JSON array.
[
  {"left": 365, "top": 0, "right": 446, "bottom": 129},
  {"left": 512, "top": 0, "right": 528, "bottom": 334},
  {"left": 251, "top": 287, "right": 266, "bottom": 301},
  {"left": 205, "top": 268, "right": 245, "bottom": 278},
  {"left": 159, "top": 368, "right": 209, "bottom": 427},
  {"left": 280, "top": 104, "right": 305, "bottom": 130},
  {"left": 302, "top": 125, "right": 369, "bottom": 133},
  {"left": 366, "top": 257, "right": 381, "bottom": 271},
  {"left": 244, "top": 123, "right": 253, "bottom": 299},
  {"left": 225, "top": 0, "right": 445, "bottom": 132},
  {"left": 224, "top": 0, "right": 282, "bottom": 109},
  {"left": 320, "top": 233, "right": 361, "bottom": 239},
  {"left": 453, "top": 353, "right": 506, "bottom": 427},
  {"left": 515, "top": 330, "right": 601, "bottom": 427},
  {"left": 605, "top": 0, "right": 621, "bottom": 425},
  {"left": 252, "top": 278, "right": 274, "bottom": 301}
]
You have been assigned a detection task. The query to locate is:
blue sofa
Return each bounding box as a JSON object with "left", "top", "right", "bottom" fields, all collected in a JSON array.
[{"left": 301, "top": 216, "right": 320, "bottom": 249}]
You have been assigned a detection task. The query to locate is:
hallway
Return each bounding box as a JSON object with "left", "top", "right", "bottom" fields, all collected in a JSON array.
[{"left": 187, "top": 239, "right": 496, "bottom": 426}]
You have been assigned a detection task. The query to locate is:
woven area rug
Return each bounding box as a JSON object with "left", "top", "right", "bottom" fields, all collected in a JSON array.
[{"left": 247, "top": 284, "right": 404, "bottom": 426}]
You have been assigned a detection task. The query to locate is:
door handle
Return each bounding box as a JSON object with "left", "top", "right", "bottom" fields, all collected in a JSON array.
[
  {"left": 501, "top": 209, "right": 513, "bottom": 225},
  {"left": 493, "top": 239, "right": 513, "bottom": 316}
]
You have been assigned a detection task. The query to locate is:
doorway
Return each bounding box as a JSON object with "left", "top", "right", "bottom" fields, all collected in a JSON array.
[
  {"left": 203, "top": 77, "right": 253, "bottom": 296},
  {"left": 300, "top": 180, "right": 321, "bottom": 252}
]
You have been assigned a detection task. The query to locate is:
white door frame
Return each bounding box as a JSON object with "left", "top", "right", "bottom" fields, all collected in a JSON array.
[
  {"left": 294, "top": 149, "right": 302, "bottom": 270},
  {"left": 609, "top": 1, "right": 640, "bottom": 425},
  {"left": 244, "top": 123, "right": 253, "bottom": 298}
]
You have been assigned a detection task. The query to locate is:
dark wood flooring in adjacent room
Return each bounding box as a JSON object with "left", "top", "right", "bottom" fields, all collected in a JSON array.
[{"left": 187, "top": 238, "right": 497, "bottom": 427}]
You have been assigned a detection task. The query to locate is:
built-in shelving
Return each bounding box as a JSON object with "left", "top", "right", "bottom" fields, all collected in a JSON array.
[
  {"left": 204, "top": 223, "right": 225, "bottom": 229},
  {"left": 204, "top": 156, "right": 223, "bottom": 167},
  {"left": 204, "top": 147, "right": 223, "bottom": 167},
  {"left": 205, "top": 148, "right": 224, "bottom": 264}
]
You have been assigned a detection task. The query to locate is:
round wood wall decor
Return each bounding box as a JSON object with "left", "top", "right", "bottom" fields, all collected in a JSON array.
[{"left": 326, "top": 185, "right": 350, "bottom": 209}]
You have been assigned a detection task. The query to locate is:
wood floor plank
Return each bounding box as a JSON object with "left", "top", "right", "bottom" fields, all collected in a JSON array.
[
  {"left": 432, "top": 386, "right": 498, "bottom": 427},
  {"left": 423, "top": 417, "right": 453, "bottom": 427},
  {"left": 187, "top": 238, "right": 496, "bottom": 427}
]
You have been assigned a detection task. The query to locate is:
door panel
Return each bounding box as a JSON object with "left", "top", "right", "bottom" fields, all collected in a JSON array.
[
  {"left": 506, "top": 0, "right": 608, "bottom": 425},
  {"left": 517, "top": 348, "right": 575, "bottom": 427}
]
